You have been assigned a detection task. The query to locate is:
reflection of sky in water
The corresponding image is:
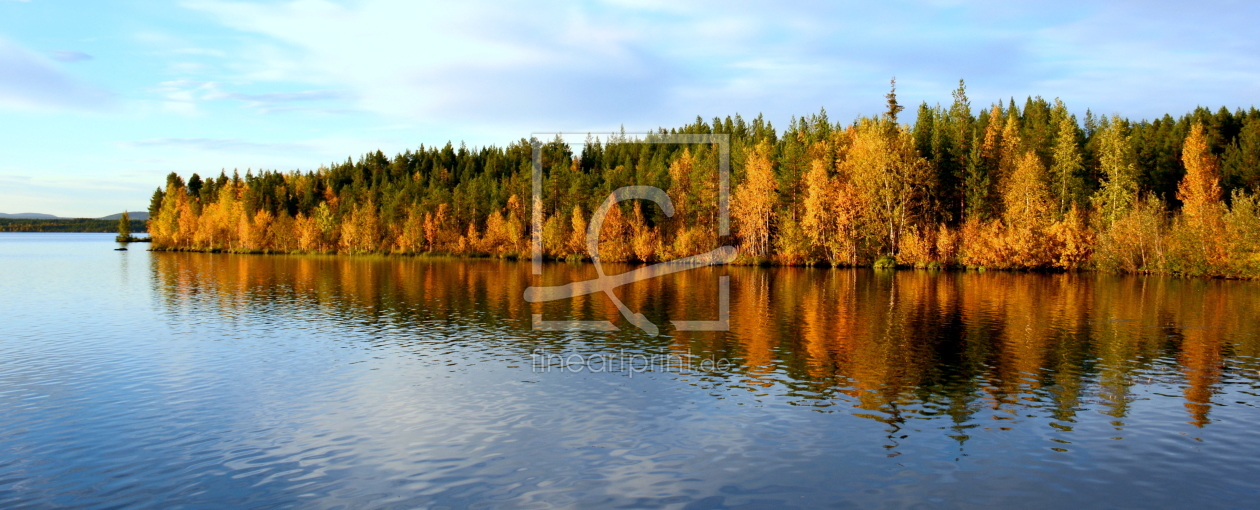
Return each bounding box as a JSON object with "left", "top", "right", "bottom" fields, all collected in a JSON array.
[{"left": 1, "top": 233, "right": 1259, "bottom": 508}]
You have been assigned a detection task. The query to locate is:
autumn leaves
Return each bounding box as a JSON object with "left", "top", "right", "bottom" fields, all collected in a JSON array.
[{"left": 147, "top": 108, "right": 1260, "bottom": 278}]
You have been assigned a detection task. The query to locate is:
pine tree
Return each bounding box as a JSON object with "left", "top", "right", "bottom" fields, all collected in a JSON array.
[
  {"left": 964, "top": 129, "right": 990, "bottom": 221},
  {"left": 117, "top": 211, "right": 131, "bottom": 241},
  {"left": 971, "top": 105, "right": 1005, "bottom": 220},
  {"left": 885, "top": 77, "right": 905, "bottom": 123},
  {"left": 1222, "top": 117, "right": 1260, "bottom": 193},
  {"left": 1050, "top": 100, "right": 1084, "bottom": 216},
  {"left": 997, "top": 109, "right": 1024, "bottom": 200},
  {"left": 947, "top": 79, "right": 973, "bottom": 221}
]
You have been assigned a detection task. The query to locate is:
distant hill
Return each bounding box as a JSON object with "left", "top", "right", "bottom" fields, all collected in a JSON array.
[
  {"left": 0, "top": 212, "right": 62, "bottom": 219},
  {"left": 0, "top": 211, "right": 149, "bottom": 220},
  {"left": 99, "top": 211, "right": 149, "bottom": 221}
]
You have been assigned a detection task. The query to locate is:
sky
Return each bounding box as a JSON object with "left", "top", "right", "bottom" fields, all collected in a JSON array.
[{"left": 1, "top": 0, "right": 1258, "bottom": 217}]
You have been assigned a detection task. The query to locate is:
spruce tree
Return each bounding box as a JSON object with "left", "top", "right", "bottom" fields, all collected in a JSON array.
[{"left": 117, "top": 211, "right": 131, "bottom": 241}]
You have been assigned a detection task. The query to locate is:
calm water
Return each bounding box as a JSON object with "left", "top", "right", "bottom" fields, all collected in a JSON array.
[{"left": 2, "top": 233, "right": 1259, "bottom": 508}]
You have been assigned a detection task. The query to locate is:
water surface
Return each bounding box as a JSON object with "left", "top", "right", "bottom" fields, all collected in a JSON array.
[{"left": 2, "top": 233, "right": 1259, "bottom": 508}]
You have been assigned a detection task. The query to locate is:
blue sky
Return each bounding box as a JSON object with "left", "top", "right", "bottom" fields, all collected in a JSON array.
[{"left": 1, "top": 0, "right": 1258, "bottom": 217}]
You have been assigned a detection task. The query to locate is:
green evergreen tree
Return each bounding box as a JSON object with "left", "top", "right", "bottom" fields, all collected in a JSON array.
[
  {"left": 1050, "top": 100, "right": 1084, "bottom": 215},
  {"left": 886, "top": 77, "right": 905, "bottom": 123},
  {"left": 117, "top": 211, "right": 131, "bottom": 241}
]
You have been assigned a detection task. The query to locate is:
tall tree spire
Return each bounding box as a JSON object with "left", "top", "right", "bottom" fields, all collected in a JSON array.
[{"left": 886, "top": 77, "right": 905, "bottom": 123}]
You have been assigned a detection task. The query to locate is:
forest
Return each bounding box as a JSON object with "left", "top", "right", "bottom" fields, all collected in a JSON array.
[
  {"left": 147, "top": 81, "right": 1260, "bottom": 278},
  {"left": 1, "top": 218, "right": 148, "bottom": 233}
]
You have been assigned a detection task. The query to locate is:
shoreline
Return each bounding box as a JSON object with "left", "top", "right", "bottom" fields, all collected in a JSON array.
[{"left": 144, "top": 245, "right": 1257, "bottom": 280}]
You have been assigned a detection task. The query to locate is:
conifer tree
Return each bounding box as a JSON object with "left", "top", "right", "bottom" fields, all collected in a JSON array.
[
  {"left": 947, "top": 79, "right": 973, "bottom": 221},
  {"left": 1050, "top": 100, "right": 1085, "bottom": 216},
  {"left": 997, "top": 109, "right": 1024, "bottom": 198},
  {"left": 885, "top": 78, "right": 905, "bottom": 123},
  {"left": 117, "top": 211, "right": 131, "bottom": 241}
]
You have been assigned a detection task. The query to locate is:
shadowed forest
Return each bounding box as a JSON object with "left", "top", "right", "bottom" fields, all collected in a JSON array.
[
  {"left": 148, "top": 81, "right": 1260, "bottom": 277},
  {"left": 0, "top": 218, "right": 148, "bottom": 233}
]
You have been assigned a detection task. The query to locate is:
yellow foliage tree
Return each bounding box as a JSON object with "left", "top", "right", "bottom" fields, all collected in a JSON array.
[
  {"left": 150, "top": 184, "right": 184, "bottom": 249},
  {"left": 1170, "top": 122, "right": 1228, "bottom": 273},
  {"left": 1003, "top": 151, "right": 1056, "bottom": 268},
  {"left": 629, "top": 202, "right": 660, "bottom": 263},
  {"left": 1094, "top": 196, "right": 1166, "bottom": 273},
  {"left": 458, "top": 221, "right": 480, "bottom": 254},
  {"left": 424, "top": 203, "right": 452, "bottom": 253},
  {"left": 1223, "top": 190, "right": 1260, "bottom": 276},
  {"left": 241, "top": 209, "right": 273, "bottom": 252},
  {"left": 541, "top": 212, "right": 566, "bottom": 258},
  {"left": 1179, "top": 123, "right": 1225, "bottom": 223},
  {"left": 842, "top": 119, "right": 934, "bottom": 258},
  {"left": 340, "top": 203, "right": 380, "bottom": 254},
  {"left": 898, "top": 226, "right": 937, "bottom": 268},
  {"left": 505, "top": 194, "right": 526, "bottom": 256},
  {"left": 1093, "top": 116, "right": 1140, "bottom": 226},
  {"left": 295, "top": 213, "right": 322, "bottom": 252},
  {"left": 667, "top": 148, "right": 696, "bottom": 230},
  {"left": 959, "top": 217, "right": 1008, "bottom": 269},
  {"left": 271, "top": 212, "right": 297, "bottom": 252},
  {"left": 801, "top": 158, "right": 838, "bottom": 261},
  {"left": 996, "top": 110, "right": 1023, "bottom": 197},
  {"left": 1048, "top": 204, "right": 1095, "bottom": 270},
  {"left": 398, "top": 207, "right": 425, "bottom": 254},
  {"left": 568, "top": 205, "right": 588, "bottom": 260},
  {"left": 596, "top": 203, "right": 633, "bottom": 263},
  {"left": 482, "top": 210, "right": 508, "bottom": 255},
  {"left": 732, "top": 140, "right": 778, "bottom": 257}
]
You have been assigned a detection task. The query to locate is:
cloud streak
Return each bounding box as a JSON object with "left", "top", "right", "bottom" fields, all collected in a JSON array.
[
  {"left": 0, "top": 37, "right": 112, "bottom": 111},
  {"left": 123, "top": 137, "right": 312, "bottom": 154},
  {"left": 44, "top": 50, "right": 93, "bottom": 63}
]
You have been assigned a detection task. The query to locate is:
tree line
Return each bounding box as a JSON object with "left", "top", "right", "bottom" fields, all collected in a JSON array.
[
  {"left": 147, "top": 80, "right": 1260, "bottom": 277},
  {"left": 1, "top": 218, "right": 148, "bottom": 233}
]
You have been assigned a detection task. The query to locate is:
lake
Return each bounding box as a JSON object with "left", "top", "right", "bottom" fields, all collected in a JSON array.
[{"left": 2, "top": 233, "right": 1259, "bottom": 508}]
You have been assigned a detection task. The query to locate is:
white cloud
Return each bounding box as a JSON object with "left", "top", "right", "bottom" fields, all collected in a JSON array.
[
  {"left": 180, "top": 0, "right": 689, "bottom": 130},
  {"left": 146, "top": 78, "right": 349, "bottom": 115},
  {"left": 178, "top": 0, "right": 1260, "bottom": 128}
]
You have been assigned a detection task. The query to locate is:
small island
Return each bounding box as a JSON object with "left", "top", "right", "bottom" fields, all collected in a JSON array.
[{"left": 115, "top": 211, "right": 151, "bottom": 243}]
